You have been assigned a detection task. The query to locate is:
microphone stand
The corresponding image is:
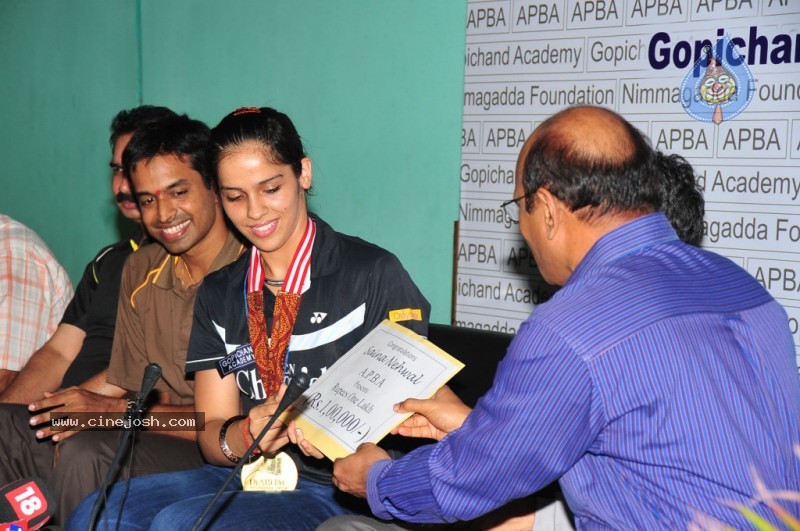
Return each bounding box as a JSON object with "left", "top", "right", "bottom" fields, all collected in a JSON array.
[
  {"left": 191, "top": 372, "right": 310, "bottom": 531},
  {"left": 86, "top": 363, "right": 162, "bottom": 531}
]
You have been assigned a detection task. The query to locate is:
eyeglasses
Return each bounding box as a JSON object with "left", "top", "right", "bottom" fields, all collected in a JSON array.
[{"left": 500, "top": 191, "right": 534, "bottom": 224}]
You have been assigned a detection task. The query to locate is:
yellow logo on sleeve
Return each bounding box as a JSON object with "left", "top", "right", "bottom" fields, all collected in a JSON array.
[{"left": 388, "top": 308, "right": 423, "bottom": 322}]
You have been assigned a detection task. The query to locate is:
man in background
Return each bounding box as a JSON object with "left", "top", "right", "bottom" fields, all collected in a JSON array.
[
  {"left": 0, "top": 214, "right": 72, "bottom": 392},
  {"left": 0, "top": 105, "right": 176, "bottom": 403},
  {"left": 28, "top": 113, "right": 242, "bottom": 524}
]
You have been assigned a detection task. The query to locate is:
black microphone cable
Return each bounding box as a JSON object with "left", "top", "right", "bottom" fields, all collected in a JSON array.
[
  {"left": 87, "top": 363, "right": 162, "bottom": 531},
  {"left": 191, "top": 372, "right": 310, "bottom": 531},
  {"left": 109, "top": 428, "right": 137, "bottom": 531}
]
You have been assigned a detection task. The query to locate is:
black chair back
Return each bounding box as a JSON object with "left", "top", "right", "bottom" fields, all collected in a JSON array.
[{"left": 426, "top": 323, "right": 513, "bottom": 407}]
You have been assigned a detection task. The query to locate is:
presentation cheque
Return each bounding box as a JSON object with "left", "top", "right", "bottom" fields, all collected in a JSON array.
[{"left": 288, "top": 320, "right": 464, "bottom": 460}]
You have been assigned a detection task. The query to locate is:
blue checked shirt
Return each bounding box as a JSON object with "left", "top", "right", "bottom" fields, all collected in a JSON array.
[{"left": 367, "top": 213, "right": 800, "bottom": 529}]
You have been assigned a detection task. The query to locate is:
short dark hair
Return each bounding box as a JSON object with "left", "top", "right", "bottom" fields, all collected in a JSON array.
[
  {"left": 654, "top": 151, "right": 705, "bottom": 246},
  {"left": 109, "top": 105, "right": 178, "bottom": 148},
  {"left": 208, "top": 107, "right": 307, "bottom": 190},
  {"left": 520, "top": 107, "right": 659, "bottom": 222},
  {"left": 122, "top": 114, "right": 212, "bottom": 189}
]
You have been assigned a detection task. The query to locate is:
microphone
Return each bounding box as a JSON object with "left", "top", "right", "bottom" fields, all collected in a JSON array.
[
  {"left": 191, "top": 372, "right": 310, "bottom": 531},
  {"left": 135, "top": 363, "right": 162, "bottom": 404},
  {"left": 126, "top": 363, "right": 162, "bottom": 427},
  {"left": 265, "top": 372, "right": 311, "bottom": 429},
  {"left": 86, "top": 364, "right": 162, "bottom": 531},
  {"left": 0, "top": 477, "right": 56, "bottom": 530}
]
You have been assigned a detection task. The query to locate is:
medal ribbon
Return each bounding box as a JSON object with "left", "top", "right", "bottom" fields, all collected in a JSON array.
[{"left": 246, "top": 218, "right": 315, "bottom": 397}]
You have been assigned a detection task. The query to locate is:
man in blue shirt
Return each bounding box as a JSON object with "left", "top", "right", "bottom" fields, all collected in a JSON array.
[{"left": 331, "top": 106, "right": 800, "bottom": 529}]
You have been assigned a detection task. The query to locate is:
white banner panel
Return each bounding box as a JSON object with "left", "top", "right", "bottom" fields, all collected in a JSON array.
[{"left": 457, "top": 0, "right": 800, "bottom": 374}]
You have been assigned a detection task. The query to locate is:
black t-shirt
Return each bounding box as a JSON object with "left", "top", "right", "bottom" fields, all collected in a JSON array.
[
  {"left": 60, "top": 233, "right": 142, "bottom": 387},
  {"left": 186, "top": 215, "right": 430, "bottom": 483}
]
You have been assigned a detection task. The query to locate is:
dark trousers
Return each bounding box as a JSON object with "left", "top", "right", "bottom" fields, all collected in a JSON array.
[{"left": 0, "top": 403, "right": 205, "bottom": 525}]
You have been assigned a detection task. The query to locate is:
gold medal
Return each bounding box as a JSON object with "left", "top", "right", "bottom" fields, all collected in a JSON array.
[{"left": 241, "top": 451, "right": 299, "bottom": 492}]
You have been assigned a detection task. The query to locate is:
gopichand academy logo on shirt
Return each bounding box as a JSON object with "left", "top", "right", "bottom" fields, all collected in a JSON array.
[{"left": 680, "top": 34, "right": 754, "bottom": 125}]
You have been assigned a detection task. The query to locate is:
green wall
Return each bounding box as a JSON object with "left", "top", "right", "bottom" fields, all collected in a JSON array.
[
  {"left": 0, "top": 0, "right": 140, "bottom": 278},
  {"left": 0, "top": 0, "right": 466, "bottom": 324}
]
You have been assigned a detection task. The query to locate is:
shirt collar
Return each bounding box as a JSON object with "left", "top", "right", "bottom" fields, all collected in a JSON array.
[
  {"left": 307, "top": 213, "right": 340, "bottom": 279},
  {"left": 566, "top": 212, "right": 679, "bottom": 287},
  {"left": 155, "top": 230, "right": 245, "bottom": 291}
]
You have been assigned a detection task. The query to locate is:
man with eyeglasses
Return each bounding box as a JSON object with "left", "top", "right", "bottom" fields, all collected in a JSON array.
[
  {"left": 0, "top": 106, "right": 176, "bottom": 404},
  {"left": 328, "top": 105, "right": 800, "bottom": 529},
  {"left": 2, "top": 110, "right": 247, "bottom": 527},
  {"left": 500, "top": 151, "right": 705, "bottom": 247}
]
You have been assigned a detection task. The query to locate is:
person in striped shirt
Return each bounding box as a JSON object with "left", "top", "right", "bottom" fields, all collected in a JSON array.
[{"left": 331, "top": 105, "right": 800, "bottom": 529}]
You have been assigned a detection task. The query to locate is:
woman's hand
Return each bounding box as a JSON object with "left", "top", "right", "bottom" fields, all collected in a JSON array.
[
  {"left": 248, "top": 385, "right": 291, "bottom": 453},
  {"left": 287, "top": 419, "right": 325, "bottom": 459}
]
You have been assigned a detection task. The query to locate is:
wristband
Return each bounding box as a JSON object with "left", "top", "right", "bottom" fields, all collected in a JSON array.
[
  {"left": 241, "top": 417, "right": 262, "bottom": 455},
  {"left": 219, "top": 415, "right": 248, "bottom": 464}
]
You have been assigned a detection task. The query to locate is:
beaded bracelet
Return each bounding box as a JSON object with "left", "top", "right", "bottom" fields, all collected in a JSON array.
[{"left": 219, "top": 415, "right": 248, "bottom": 464}]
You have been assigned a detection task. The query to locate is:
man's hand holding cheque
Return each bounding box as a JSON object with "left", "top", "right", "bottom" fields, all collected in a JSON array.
[
  {"left": 332, "top": 385, "right": 471, "bottom": 498},
  {"left": 391, "top": 384, "right": 471, "bottom": 441}
]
